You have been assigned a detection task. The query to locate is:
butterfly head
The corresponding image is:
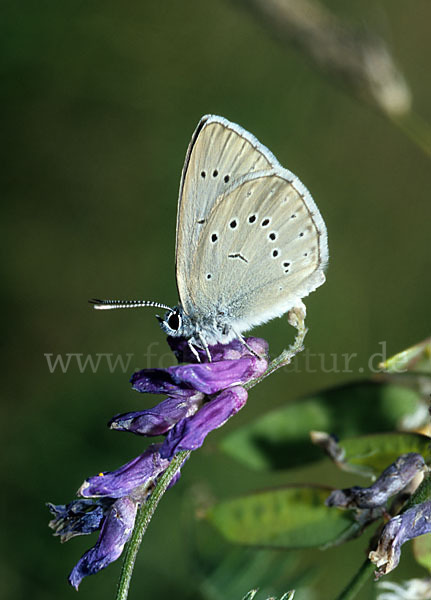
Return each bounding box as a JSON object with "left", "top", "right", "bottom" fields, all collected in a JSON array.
[
  {"left": 157, "top": 305, "right": 195, "bottom": 339},
  {"left": 90, "top": 298, "right": 198, "bottom": 341}
]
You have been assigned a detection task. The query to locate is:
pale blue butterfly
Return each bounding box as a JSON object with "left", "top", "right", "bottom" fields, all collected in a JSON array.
[{"left": 91, "top": 115, "right": 328, "bottom": 360}]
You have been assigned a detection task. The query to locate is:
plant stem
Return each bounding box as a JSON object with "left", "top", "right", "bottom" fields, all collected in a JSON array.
[
  {"left": 246, "top": 314, "right": 307, "bottom": 390},
  {"left": 334, "top": 558, "right": 375, "bottom": 600},
  {"left": 115, "top": 450, "right": 191, "bottom": 600}
]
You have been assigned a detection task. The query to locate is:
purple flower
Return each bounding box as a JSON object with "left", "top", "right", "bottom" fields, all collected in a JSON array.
[
  {"left": 131, "top": 341, "right": 267, "bottom": 396},
  {"left": 369, "top": 500, "right": 431, "bottom": 577},
  {"left": 47, "top": 498, "right": 113, "bottom": 542},
  {"left": 326, "top": 453, "right": 426, "bottom": 509},
  {"left": 109, "top": 395, "right": 204, "bottom": 436},
  {"left": 130, "top": 368, "right": 205, "bottom": 398},
  {"left": 78, "top": 444, "right": 169, "bottom": 498},
  {"left": 48, "top": 336, "right": 269, "bottom": 588},
  {"left": 125, "top": 336, "right": 267, "bottom": 437},
  {"left": 167, "top": 336, "right": 268, "bottom": 364},
  {"left": 161, "top": 386, "right": 248, "bottom": 457},
  {"left": 69, "top": 497, "right": 138, "bottom": 590}
]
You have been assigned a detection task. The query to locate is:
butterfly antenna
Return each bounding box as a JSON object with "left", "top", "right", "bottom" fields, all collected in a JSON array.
[{"left": 89, "top": 299, "right": 173, "bottom": 312}]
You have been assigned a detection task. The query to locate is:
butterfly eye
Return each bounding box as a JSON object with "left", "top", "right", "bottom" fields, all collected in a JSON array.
[{"left": 167, "top": 311, "right": 181, "bottom": 331}]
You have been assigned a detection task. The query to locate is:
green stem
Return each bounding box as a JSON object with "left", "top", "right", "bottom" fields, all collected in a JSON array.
[
  {"left": 115, "top": 450, "right": 191, "bottom": 600},
  {"left": 334, "top": 558, "right": 375, "bottom": 600},
  {"left": 246, "top": 316, "right": 307, "bottom": 391}
]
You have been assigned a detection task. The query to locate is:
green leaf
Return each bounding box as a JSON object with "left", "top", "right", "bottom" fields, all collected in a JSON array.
[
  {"left": 221, "top": 381, "right": 423, "bottom": 471},
  {"left": 403, "top": 474, "right": 431, "bottom": 510},
  {"left": 413, "top": 534, "right": 431, "bottom": 573},
  {"left": 339, "top": 432, "right": 431, "bottom": 476},
  {"left": 200, "top": 548, "right": 312, "bottom": 600},
  {"left": 207, "top": 485, "right": 356, "bottom": 549},
  {"left": 379, "top": 337, "right": 431, "bottom": 373}
]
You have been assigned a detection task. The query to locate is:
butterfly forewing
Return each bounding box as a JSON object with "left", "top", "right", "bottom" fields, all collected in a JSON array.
[
  {"left": 175, "top": 115, "right": 328, "bottom": 337},
  {"left": 176, "top": 116, "right": 275, "bottom": 311},
  {"left": 187, "top": 173, "right": 327, "bottom": 331}
]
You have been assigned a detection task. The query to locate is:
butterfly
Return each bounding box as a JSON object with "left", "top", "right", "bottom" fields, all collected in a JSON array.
[{"left": 91, "top": 115, "right": 328, "bottom": 361}]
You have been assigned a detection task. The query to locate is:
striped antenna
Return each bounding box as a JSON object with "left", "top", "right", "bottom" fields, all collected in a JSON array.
[{"left": 89, "top": 299, "right": 173, "bottom": 312}]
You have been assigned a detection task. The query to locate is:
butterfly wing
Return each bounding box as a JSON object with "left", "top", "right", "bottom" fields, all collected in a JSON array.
[
  {"left": 175, "top": 115, "right": 328, "bottom": 336},
  {"left": 175, "top": 115, "right": 276, "bottom": 312}
]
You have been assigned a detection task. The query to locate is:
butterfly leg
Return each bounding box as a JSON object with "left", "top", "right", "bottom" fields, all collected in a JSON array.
[
  {"left": 233, "top": 330, "right": 262, "bottom": 358},
  {"left": 187, "top": 339, "right": 202, "bottom": 363},
  {"left": 197, "top": 331, "right": 212, "bottom": 362}
]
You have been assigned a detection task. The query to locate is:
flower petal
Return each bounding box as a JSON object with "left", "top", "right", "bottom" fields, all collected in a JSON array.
[
  {"left": 68, "top": 497, "right": 137, "bottom": 589},
  {"left": 169, "top": 356, "right": 266, "bottom": 394},
  {"left": 161, "top": 386, "right": 248, "bottom": 457},
  {"left": 326, "top": 453, "right": 426, "bottom": 509},
  {"left": 109, "top": 394, "right": 204, "bottom": 436},
  {"left": 209, "top": 337, "right": 269, "bottom": 363},
  {"left": 130, "top": 368, "right": 199, "bottom": 398},
  {"left": 78, "top": 444, "right": 169, "bottom": 498},
  {"left": 168, "top": 336, "right": 269, "bottom": 364},
  {"left": 132, "top": 354, "right": 266, "bottom": 398},
  {"left": 47, "top": 498, "right": 112, "bottom": 542},
  {"left": 369, "top": 500, "right": 431, "bottom": 577}
]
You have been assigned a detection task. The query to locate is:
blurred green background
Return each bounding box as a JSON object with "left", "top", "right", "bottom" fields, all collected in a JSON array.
[{"left": 2, "top": 1, "right": 430, "bottom": 599}]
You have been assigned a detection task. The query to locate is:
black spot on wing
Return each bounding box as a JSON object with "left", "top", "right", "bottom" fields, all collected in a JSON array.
[{"left": 228, "top": 253, "right": 248, "bottom": 263}]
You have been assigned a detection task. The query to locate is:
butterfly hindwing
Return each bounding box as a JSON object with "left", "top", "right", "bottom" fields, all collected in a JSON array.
[
  {"left": 175, "top": 115, "right": 328, "bottom": 336},
  {"left": 188, "top": 172, "right": 327, "bottom": 331}
]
